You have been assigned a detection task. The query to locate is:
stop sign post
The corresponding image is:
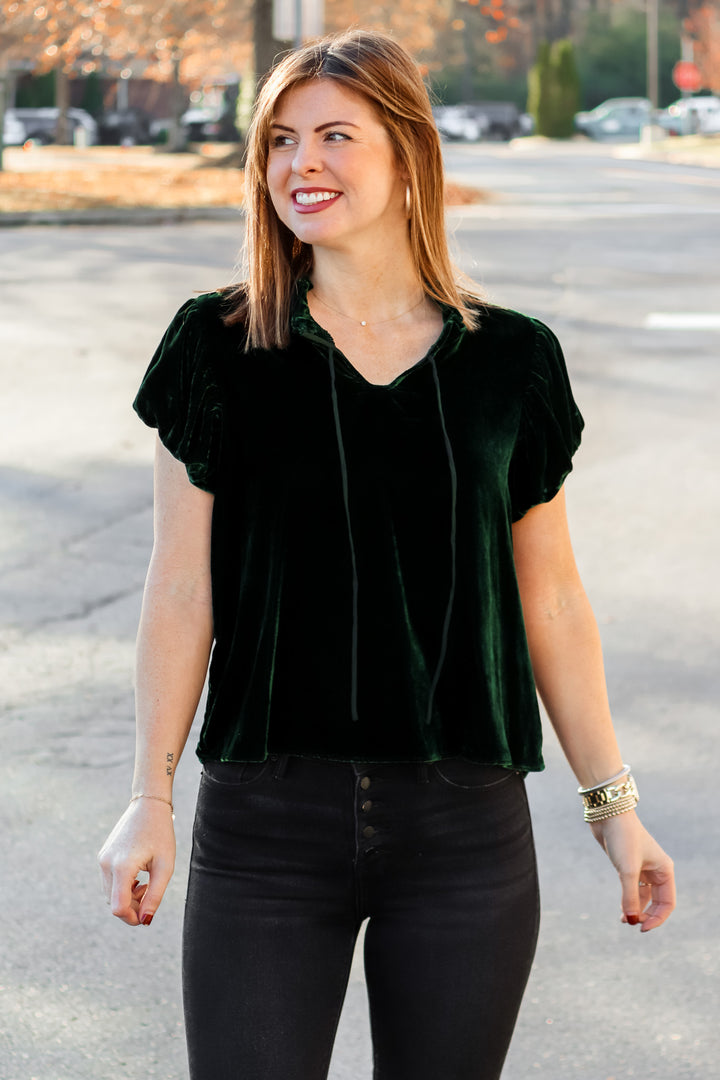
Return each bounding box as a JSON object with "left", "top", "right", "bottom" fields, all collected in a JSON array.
[{"left": 672, "top": 61, "right": 702, "bottom": 93}]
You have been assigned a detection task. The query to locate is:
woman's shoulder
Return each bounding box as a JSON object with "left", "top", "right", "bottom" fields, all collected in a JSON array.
[
  {"left": 157, "top": 291, "right": 250, "bottom": 370},
  {"left": 168, "top": 289, "right": 239, "bottom": 334},
  {"left": 465, "top": 299, "right": 554, "bottom": 345},
  {"left": 463, "top": 300, "right": 568, "bottom": 371}
]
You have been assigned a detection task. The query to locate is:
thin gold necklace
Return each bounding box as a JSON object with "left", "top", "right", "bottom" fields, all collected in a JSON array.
[{"left": 311, "top": 289, "right": 426, "bottom": 328}]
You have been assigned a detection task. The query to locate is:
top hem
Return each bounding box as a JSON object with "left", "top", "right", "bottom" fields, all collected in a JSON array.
[{"left": 196, "top": 746, "right": 545, "bottom": 772}]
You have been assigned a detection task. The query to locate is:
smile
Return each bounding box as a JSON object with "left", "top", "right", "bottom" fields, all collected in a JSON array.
[{"left": 294, "top": 191, "right": 341, "bottom": 206}]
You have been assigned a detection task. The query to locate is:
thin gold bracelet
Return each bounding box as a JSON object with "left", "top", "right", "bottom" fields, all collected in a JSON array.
[{"left": 130, "top": 793, "right": 175, "bottom": 819}]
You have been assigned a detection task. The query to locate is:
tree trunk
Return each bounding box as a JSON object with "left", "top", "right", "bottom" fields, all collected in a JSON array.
[
  {"left": 0, "top": 71, "right": 7, "bottom": 171},
  {"left": 165, "top": 54, "right": 188, "bottom": 152},
  {"left": 254, "top": 0, "right": 289, "bottom": 89},
  {"left": 55, "top": 67, "right": 72, "bottom": 145}
]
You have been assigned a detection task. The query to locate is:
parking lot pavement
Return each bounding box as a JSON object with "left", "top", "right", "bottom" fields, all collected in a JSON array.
[{"left": 1, "top": 165, "right": 718, "bottom": 1078}]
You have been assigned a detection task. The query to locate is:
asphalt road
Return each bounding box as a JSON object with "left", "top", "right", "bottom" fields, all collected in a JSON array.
[{"left": 1, "top": 141, "right": 719, "bottom": 1079}]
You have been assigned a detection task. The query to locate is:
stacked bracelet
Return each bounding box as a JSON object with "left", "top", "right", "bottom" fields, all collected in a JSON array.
[{"left": 578, "top": 767, "right": 639, "bottom": 823}]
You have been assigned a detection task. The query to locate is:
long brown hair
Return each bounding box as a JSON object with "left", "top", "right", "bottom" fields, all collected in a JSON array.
[{"left": 225, "top": 28, "right": 481, "bottom": 350}]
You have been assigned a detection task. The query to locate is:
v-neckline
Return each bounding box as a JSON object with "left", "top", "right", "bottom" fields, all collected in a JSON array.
[
  {"left": 291, "top": 280, "right": 465, "bottom": 389},
  {"left": 333, "top": 337, "right": 441, "bottom": 389}
]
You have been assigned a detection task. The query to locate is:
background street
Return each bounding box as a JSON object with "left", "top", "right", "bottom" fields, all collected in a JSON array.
[{"left": 1, "top": 140, "right": 719, "bottom": 1079}]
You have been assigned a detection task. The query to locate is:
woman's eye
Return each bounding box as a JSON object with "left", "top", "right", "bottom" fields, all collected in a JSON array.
[
  {"left": 271, "top": 135, "right": 294, "bottom": 148},
  {"left": 325, "top": 131, "right": 350, "bottom": 142}
]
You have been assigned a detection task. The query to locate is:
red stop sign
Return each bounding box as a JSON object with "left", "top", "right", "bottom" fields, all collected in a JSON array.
[{"left": 672, "top": 61, "right": 702, "bottom": 92}]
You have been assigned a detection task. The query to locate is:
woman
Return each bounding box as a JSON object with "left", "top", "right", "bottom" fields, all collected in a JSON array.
[{"left": 99, "top": 29, "right": 675, "bottom": 1080}]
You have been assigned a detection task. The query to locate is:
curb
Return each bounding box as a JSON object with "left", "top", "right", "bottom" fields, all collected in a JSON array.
[
  {"left": 0, "top": 205, "right": 245, "bottom": 228},
  {"left": 612, "top": 146, "right": 720, "bottom": 169}
]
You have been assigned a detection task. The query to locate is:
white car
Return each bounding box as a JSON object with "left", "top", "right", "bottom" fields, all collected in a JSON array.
[
  {"left": 660, "top": 96, "right": 720, "bottom": 136},
  {"left": 3, "top": 109, "right": 28, "bottom": 146},
  {"left": 7, "top": 107, "right": 98, "bottom": 144},
  {"left": 433, "top": 106, "right": 489, "bottom": 143},
  {"left": 574, "top": 98, "right": 652, "bottom": 140}
]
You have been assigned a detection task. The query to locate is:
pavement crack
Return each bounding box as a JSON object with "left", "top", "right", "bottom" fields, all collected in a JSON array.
[
  {"left": 0, "top": 498, "right": 153, "bottom": 578},
  {"left": 15, "top": 584, "right": 144, "bottom": 634}
]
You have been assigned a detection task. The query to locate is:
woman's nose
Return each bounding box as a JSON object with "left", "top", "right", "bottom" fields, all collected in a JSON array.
[{"left": 291, "top": 139, "right": 321, "bottom": 176}]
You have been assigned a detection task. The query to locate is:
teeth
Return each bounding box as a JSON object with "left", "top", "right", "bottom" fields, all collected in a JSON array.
[{"left": 295, "top": 191, "right": 340, "bottom": 206}]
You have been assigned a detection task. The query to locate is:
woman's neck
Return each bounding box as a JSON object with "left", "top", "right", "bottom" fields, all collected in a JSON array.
[{"left": 309, "top": 248, "right": 424, "bottom": 325}]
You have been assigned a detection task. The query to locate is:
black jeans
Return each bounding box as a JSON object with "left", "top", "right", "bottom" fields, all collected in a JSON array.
[{"left": 183, "top": 756, "right": 540, "bottom": 1080}]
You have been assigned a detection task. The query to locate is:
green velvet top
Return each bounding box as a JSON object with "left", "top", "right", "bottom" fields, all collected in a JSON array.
[{"left": 134, "top": 282, "right": 583, "bottom": 769}]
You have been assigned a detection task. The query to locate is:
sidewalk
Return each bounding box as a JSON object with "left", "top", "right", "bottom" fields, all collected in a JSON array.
[
  {"left": 614, "top": 131, "right": 720, "bottom": 168},
  {"left": 0, "top": 143, "right": 485, "bottom": 225},
  {"left": 2, "top": 135, "right": 716, "bottom": 228},
  {"left": 506, "top": 132, "right": 720, "bottom": 169}
]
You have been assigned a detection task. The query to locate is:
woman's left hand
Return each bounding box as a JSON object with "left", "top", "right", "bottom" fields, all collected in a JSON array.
[{"left": 590, "top": 811, "right": 675, "bottom": 931}]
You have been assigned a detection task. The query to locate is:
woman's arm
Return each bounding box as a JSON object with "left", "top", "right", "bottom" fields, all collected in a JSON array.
[
  {"left": 512, "top": 487, "right": 675, "bottom": 931},
  {"left": 98, "top": 438, "right": 214, "bottom": 926}
]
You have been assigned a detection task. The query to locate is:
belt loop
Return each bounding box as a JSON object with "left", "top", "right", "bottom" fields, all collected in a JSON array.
[
  {"left": 418, "top": 763, "right": 430, "bottom": 784},
  {"left": 272, "top": 754, "right": 290, "bottom": 779}
]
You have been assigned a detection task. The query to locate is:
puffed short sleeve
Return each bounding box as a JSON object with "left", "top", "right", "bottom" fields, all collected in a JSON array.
[
  {"left": 133, "top": 298, "right": 223, "bottom": 493},
  {"left": 508, "top": 319, "right": 584, "bottom": 522}
]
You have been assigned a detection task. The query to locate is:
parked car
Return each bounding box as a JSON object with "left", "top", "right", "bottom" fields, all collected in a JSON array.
[
  {"left": 98, "top": 108, "right": 152, "bottom": 146},
  {"left": 180, "top": 103, "right": 238, "bottom": 141},
  {"left": 658, "top": 95, "right": 720, "bottom": 136},
  {"left": 574, "top": 98, "right": 652, "bottom": 141},
  {"left": 2, "top": 109, "right": 27, "bottom": 146},
  {"left": 434, "top": 101, "right": 529, "bottom": 143},
  {"left": 433, "top": 105, "right": 489, "bottom": 142},
  {"left": 8, "top": 107, "right": 98, "bottom": 145},
  {"left": 472, "top": 101, "right": 527, "bottom": 140}
]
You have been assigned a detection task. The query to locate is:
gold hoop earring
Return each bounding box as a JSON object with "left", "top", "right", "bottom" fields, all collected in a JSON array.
[{"left": 405, "top": 184, "right": 412, "bottom": 219}]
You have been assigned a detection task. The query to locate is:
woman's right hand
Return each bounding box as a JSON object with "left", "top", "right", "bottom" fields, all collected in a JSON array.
[{"left": 98, "top": 798, "right": 176, "bottom": 926}]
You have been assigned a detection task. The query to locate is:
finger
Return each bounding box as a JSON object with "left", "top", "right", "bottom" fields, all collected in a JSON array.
[
  {"left": 619, "top": 870, "right": 642, "bottom": 926},
  {"left": 132, "top": 879, "right": 149, "bottom": 903},
  {"left": 110, "top": 862, "right": 145, "bottom": 925},
  {"left": 621, "top": 879, "right": 653, "bottom": 923},
  {"left": 137, "top": 859, "right": 174, "bottom": 927},
  {"left": 640, "top": 878, "right": 677, "bottom": 933}
]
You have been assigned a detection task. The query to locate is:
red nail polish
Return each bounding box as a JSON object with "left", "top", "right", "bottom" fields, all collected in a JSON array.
[
  {"left": 626, "top": 914, "right": 639, "bottom": 925},
  {"left": 141, "top": 913, "right": 154, "bottom": 926}
]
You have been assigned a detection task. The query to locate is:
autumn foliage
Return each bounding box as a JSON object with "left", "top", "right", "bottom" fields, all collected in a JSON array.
[
  {"left": 0, "top": 0, "right": 252, "bottom": 83},
  {"left": 1, "top": 0, "right": 531, "bottom": 88},
  {"left": 684, "top": 1, "right": 720, "bottom": 93}
]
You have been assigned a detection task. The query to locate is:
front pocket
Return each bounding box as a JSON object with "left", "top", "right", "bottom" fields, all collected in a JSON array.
[
  {"left": 202, "top": 759, "right": 274, "bottom": 786},
  {"left": 431, "top": 759, "right": 517, "bottom": 790}
]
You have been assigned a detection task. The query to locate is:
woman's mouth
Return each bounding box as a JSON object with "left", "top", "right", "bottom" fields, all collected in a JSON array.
[{"left": 293, "top": 190, "right": 341, "bottom": 212}]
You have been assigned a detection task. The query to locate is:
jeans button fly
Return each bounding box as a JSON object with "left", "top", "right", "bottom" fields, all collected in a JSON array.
[
  {"left": 361, "top": 799, "right": 373, "bottom": 812},
  {"left": 360, "top": 776, "right": 371, "bottom": 790},
  {"left": 362, "top": 825, "right": 375, "bottom": 839}
]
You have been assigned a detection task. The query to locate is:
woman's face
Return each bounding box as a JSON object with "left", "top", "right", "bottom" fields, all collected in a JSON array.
[{"left": 266, "top": 79, "right": 407, "bottom": 254}]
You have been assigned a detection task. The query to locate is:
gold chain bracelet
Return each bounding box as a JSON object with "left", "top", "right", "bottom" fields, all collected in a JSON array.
[
  {"left": 580, "top": 774, "right": 639, "bottom": 823},
  {"left": 130, "top": 793, "right": 175, "bottom": 819}
]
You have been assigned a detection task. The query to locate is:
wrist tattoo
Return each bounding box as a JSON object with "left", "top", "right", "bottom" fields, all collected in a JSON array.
[{"left": 166, "top": 751, "right": 174, "bottom": 777}]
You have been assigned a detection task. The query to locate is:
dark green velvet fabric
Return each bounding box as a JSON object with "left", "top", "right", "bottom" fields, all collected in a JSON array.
[{"left": 133, "top": 283, "right": 583, "bottom": 768}]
